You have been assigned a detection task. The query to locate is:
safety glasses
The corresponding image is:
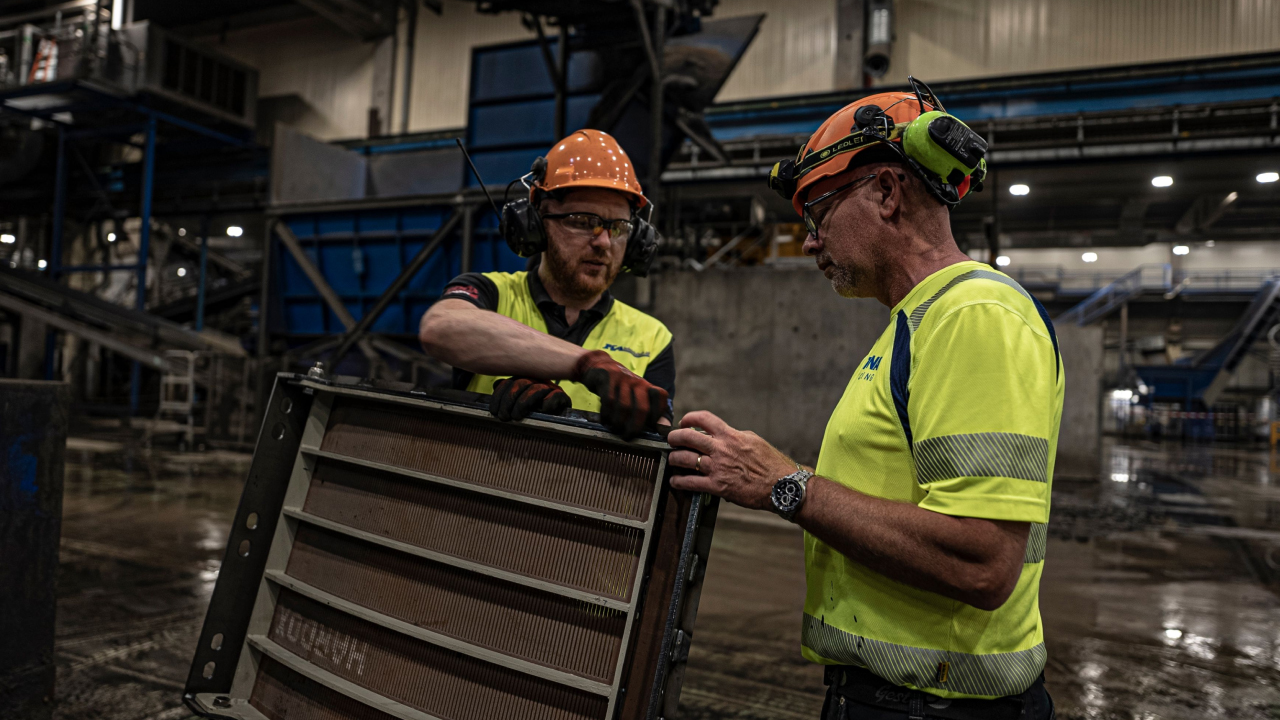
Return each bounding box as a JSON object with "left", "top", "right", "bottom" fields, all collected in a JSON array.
[
  {"left": 543, "top": 212, "right": 634, "bottom": 241},
  {"left": 802, "top": 173, "right": 878, "bottom": 239}
]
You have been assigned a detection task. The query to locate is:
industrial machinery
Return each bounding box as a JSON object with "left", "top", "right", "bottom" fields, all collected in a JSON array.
[{"left": 183, "top": 373, "right": 717, "bottom": 720}]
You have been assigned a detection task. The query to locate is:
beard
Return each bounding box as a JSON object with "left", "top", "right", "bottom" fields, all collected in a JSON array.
[
  {"left": 543, "top": 240, "right": 619, "bottom": 304},
  {"left": 820, "top": 253, "right": 865, "bottom": 298}
]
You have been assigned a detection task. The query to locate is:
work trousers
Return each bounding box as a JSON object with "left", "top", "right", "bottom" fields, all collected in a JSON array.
[{"left": 820, "top": 665, "right": 1055, "bottom": 720}]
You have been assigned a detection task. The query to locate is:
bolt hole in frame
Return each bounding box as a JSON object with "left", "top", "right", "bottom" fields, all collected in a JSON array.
[{"left": 182, "top": 373, "right": 720, "bottom": 720}]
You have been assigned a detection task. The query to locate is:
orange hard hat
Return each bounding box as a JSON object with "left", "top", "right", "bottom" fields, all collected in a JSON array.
[
  {"left": 532, "top": 129, "right": 648, "bottom": 209},
  {"left": 789, "top": 91, "right": 938, "bottom": 217}
]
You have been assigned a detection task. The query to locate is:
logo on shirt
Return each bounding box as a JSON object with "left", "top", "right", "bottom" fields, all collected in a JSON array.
[
  {"left": 856, "top": 355, "right": 882, "bottom": 382},
  {"left": 604, "top": 343, "right": 650, "bottom": 358},
  {"left": 444, "top": 285, "right": 480, "bottom": 301}
]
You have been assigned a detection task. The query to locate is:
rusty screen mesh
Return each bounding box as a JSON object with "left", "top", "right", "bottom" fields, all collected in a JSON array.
[
  {"left": 257, "top": 589, "right": 610, "bottom": 720},
  {"left": 303, "top": 458, "right": 644, "bottom": 600},
  {"left": 250, "top": 656, "right": 396, "bottom": 720},
  {"left": 285, "top": 523, "right": 627, "bottom": 682},
  {"left": 319, "top": 398, "right": 658, "bottom": 520}
]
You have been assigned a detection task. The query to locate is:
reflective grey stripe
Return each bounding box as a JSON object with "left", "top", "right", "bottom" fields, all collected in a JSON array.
[
  {"left": 907, "top": 269, "right": 1032, "bottom": 332},
  {"left": 802, "top": 614, "right": 1046, "bottom": 698},
  {"left": 913, "top": 432, "right": 1049, "bottom": 485},
  {"left": 1024, "top": 523, "right": 1048, "bottom": 564}
]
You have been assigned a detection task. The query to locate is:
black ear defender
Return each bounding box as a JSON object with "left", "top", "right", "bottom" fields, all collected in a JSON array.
[
  {"left": 499, "top": 155, "right": 550, "bottom": 258},
  {"left": 621, "top": 208, "right": 658, "bottom": 277},
  {"left": 498, "top": 155, "right": 660, "bottom": 277}
]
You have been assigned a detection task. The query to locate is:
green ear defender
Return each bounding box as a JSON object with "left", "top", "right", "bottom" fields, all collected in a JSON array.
[{"left": 902, "top": 111, "right": 989, "bottom": 189}]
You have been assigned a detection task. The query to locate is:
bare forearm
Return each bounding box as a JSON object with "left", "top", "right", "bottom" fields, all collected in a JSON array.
[
  {"left": 796, "top": 477, "right": 1027, "bottom": 610},
  {"left": 419, "top": 300, "right": 586, "bottom": 379}
]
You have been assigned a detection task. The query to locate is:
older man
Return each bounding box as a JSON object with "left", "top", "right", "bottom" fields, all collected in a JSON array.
[
  {"left": 420, "top": 129, "right": 673, "bottom": 438},
  {"left": 668, "top": 82, "right": 1063, "bottom": 720}
]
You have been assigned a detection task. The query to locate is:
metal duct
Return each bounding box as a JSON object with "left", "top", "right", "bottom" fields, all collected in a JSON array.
[
  {"left": 184, "top": 373, "right": 717, "bottom": 720},
  {"left": 864, "top": 0, "right": 893, "bottom": 78}
]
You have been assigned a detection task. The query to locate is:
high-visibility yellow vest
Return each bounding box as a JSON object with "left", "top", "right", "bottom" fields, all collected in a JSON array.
[
  {"left": 804, "top": 261, "right": 1064, "bottom": 700},
  {"left": 464, "top": 270, "right": 673, "bottom": 413}
]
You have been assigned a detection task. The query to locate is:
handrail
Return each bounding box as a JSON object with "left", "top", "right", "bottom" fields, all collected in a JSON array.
[{"left": 1056, "top": 264, "right": 1168, "bottom": 325}]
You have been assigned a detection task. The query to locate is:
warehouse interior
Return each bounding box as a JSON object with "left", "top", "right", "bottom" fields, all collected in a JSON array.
[{"left": 2, "top": 0, "right": 1280, "bottom": 718}]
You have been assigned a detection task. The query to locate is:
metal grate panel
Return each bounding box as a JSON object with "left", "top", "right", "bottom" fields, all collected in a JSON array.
[
  {"left": 285, "top": 523, "right": 626, "bottom": 682},
  {"left": 185, "top": 375, "right": 717, "bottom": 720},
  {"left": 302, "top": 457, "right": 645, "bottom": 599},
  {"left": 320, "top": 398, "right": 658, "bottom": 520},
  {"left": 265, "top": 589, "right": 609, "bottom": 720},
  {"left": 250, "top": 656, "right": 396, "bottom": 720}
]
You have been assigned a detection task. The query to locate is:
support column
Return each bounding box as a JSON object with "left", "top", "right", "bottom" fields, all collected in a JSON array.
[
  {"left": 130, "top": 114, "right": 157, "bottom": 415},
  {"left": 460, "top": 204, "right": 474, "bottom": 273},
  {"left": 834, "top": 0, "right": 866, "bottom": 90},
  {"left": 369, "top": 32, "right": 396, "bottom": 137},
  {"left": 44, "top": 127, "right": 67, "bottom": 380},
  {"left": 399, "top": 0, "right": 417, "bottom": 134},
  {"left": 1119, "top": 301, "right": 1129, "bottom": 373},
  {"left": 196, "top": 214, "right": 210, "bottom": 331},
  {"left": 555, "top": 23, "right": 569, "bottom": 139},
  {"left": 647, "top": 5, "right": 665, "bottom": 217}
]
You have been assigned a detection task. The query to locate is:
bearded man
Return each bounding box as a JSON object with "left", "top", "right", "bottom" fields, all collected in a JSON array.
[{"left": 419, "top": 129, "right": 673, "bottom": 439}]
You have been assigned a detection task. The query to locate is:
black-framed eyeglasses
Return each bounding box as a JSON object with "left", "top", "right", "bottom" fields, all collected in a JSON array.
[
  {"left": 802, "top": 173, "right": 877, "bottom": 239},
  {"left": 542, "top": 212, "right": 634, "bottom": 241}
]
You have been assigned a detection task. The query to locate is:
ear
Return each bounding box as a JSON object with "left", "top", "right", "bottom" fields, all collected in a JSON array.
[{"left": 875, "top": 167, "right": 905, "bottom": 222}]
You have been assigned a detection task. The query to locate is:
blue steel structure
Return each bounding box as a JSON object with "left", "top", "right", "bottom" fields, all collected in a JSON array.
[
  {"left": 464, "top": 35, "right": 600, "bottom": 189},
  {"left": 0, "top": 77, "right": 256, "bottom": 412},
  {"left": 271, "top": 207, "right": 515, "bottom": 342},
  {"left": 698, "top": 51, "right": 1280, "bottom": 144},
  {"left": 268, "top": 49, "right": 1280, "bottom": 351}
]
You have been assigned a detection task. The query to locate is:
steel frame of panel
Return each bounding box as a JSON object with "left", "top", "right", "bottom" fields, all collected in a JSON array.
[{"left": 185, "top": 373, "right": 714, "bottom": 720}]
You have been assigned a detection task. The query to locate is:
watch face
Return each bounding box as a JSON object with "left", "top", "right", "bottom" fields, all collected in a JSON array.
[{"left": 772, "top": 478, "right": 803, "bottom": 512}]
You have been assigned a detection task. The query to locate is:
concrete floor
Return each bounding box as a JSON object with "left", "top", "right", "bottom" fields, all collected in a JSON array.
[{"left": 49, "top": 437, "right": 1280, "bottom": 720}]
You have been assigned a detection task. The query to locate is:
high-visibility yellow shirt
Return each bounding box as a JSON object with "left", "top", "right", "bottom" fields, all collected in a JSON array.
[
  {"left": 804, "top": 260, "right": 1064, "bottom": 700},
  {"left": 441, "top": 269, "right": 674, "bottom": 414}
]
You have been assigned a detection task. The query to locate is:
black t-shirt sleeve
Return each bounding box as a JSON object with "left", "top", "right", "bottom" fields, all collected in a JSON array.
[
  {"left": 441, "top": 272, "right": 499, "bottom": 310},
  {"left": 643, "top": 340, "right": 676, "bottom": 420}
]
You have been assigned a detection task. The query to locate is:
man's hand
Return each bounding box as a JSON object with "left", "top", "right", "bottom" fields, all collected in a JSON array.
[
  {"left": 489, "top": 377, "right": 572, "bottom": 421},
  {"left": 572, "top": 350, "right": 669, "bottom": 439},
  {"left": 667, "top": 411, "right": 798, "bottom": 510}
]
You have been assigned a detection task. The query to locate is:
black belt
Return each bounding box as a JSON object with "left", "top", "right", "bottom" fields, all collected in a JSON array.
[{"left": 824, "top": 665, "right": 1042, "bottom": 720}]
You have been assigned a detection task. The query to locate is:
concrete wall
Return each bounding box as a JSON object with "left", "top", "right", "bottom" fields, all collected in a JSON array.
[
  {"left": 880, "top": 0, "right": 1280, "bottom": 87},
  {"left": 204, "top": 16, "right": 380, "bottom": 140},
  {"left": 195, "top": 0, "right": 1280, "bottom": 139},
  {"left": 651, "top": 268, "right": 888, "bottom": 465},
  {"left": 1054, "top": 322, "right": 1103, "bottom": 480},
  {"left": 651, "top": 267, "right": 1104, "bottom": 478}
]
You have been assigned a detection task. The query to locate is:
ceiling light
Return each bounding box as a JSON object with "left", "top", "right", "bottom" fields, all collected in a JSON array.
[
  {"left": 107, "top": 232, "right": 116, "bottom": 242},
  {"left": 37, "top": 259, "right": 47, "bottom": 269},
  {"left": 1009, "top": 184, "right": 1029, "bottom": 196},
  {"left": 1151, "top": 175, "right": 1174, "bottom": 188},
  {"left": 1172, "top": 245, "right": 1190, "bottom": 256},
  {"left": 1082, "top": 252, "right": 1098, "bottom": 263},
  {"left": 1257, "top": 172, "right": 1279, "bottom": 183},
  {"left": 178, "top": 227, "right": 187, "bottom": 236},
  {"left": 1164, "top": 628, "right": 1182, "bottom": 640},
  {"left": 996, "top": 255, "right": 1011, "bottom": 267},
  {"left": 177, "top": 267, "right": 187, "bottom": 277},
  {"left": 0, "top": 234, "right": 13, "bottom": 244},
  {"left": 226, "top": 225, "right": 243, "bottom": 237}
]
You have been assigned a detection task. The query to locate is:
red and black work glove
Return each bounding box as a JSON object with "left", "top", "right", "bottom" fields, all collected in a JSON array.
[
  {"left": 489, "top": 377, "right": 572, "bottom": 422},
  {"left": 571, "top": 350, "right": 669, "bottom": 440}
]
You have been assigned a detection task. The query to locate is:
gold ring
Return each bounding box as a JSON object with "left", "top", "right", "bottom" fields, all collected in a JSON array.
[{"left": 696, "top": 455, "right": 704, "bottom": 474}]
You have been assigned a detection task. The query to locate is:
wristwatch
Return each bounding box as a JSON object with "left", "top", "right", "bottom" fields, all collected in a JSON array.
[{"left": 770, "top": 467, "right": 813, "bottom": 522}]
